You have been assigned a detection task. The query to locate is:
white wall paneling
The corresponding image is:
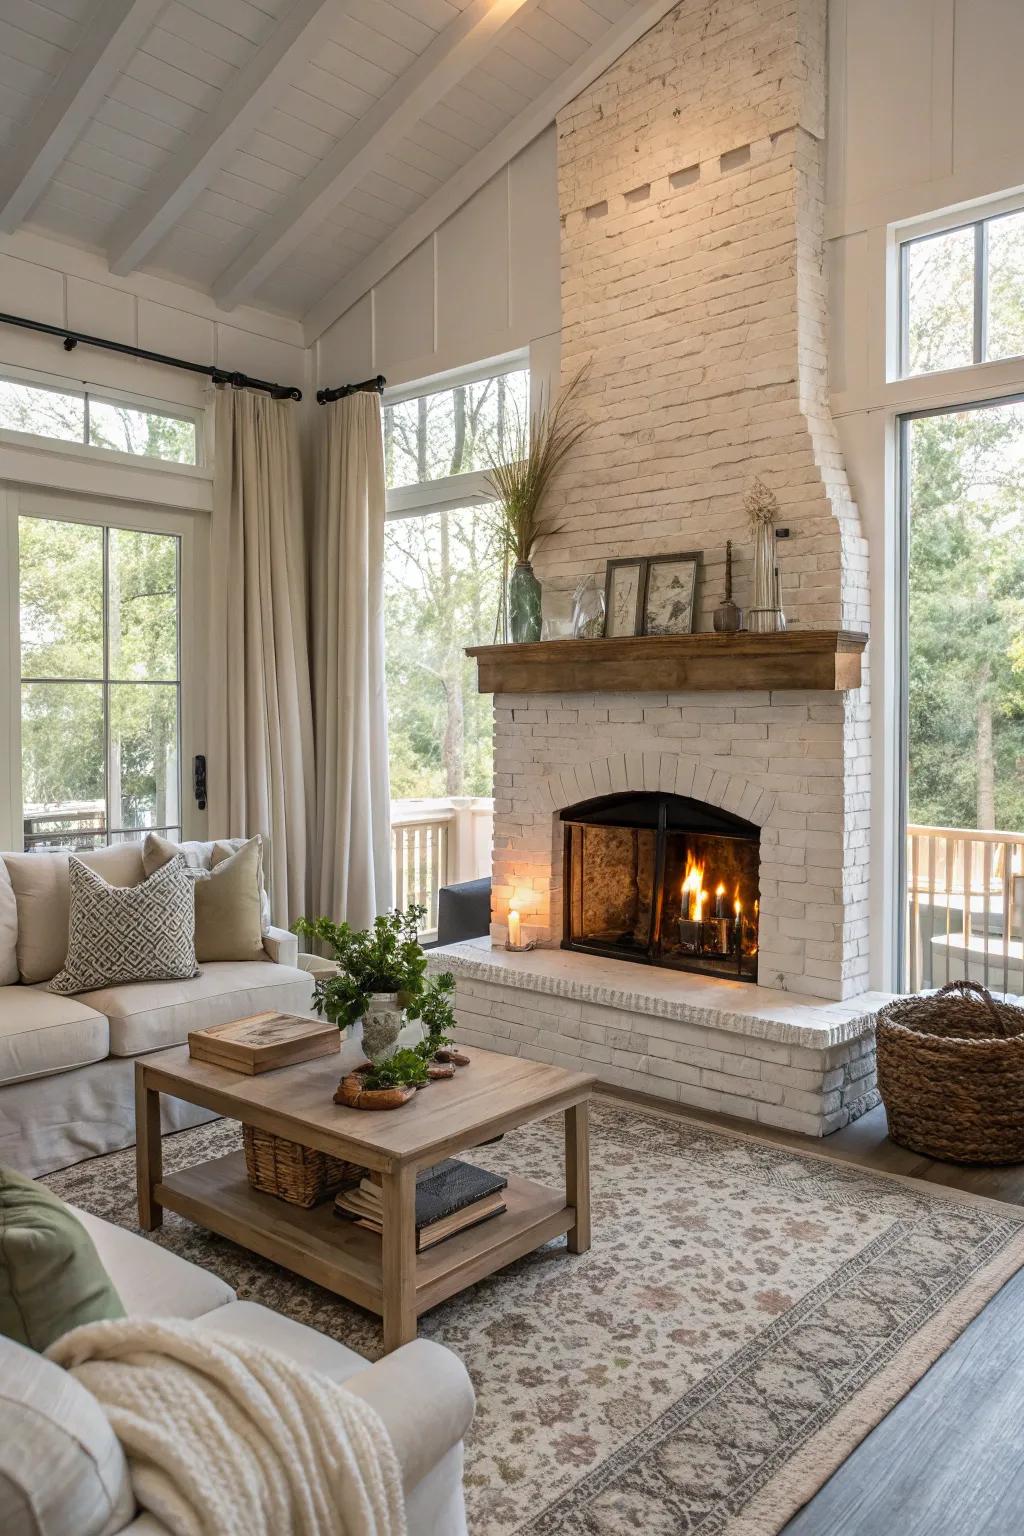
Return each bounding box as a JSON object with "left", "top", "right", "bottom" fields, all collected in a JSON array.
[{"left": 316, "top": 128, "right": 559, "bottom": 392}]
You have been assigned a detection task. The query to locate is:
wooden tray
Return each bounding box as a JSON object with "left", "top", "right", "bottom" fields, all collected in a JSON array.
[{"left": 188, "top": 1012, "right": 339, "bottom": 1074}]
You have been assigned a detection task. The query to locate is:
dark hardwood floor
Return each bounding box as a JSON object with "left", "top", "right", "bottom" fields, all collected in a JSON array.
[{"left": 604, "top": 1091, "right": 1024, "bottom": 1535}]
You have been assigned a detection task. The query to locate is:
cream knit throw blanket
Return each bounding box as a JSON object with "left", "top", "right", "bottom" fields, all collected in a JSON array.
[{"left": 47, "top": 1318, "right": 406, "bottom": 1536}]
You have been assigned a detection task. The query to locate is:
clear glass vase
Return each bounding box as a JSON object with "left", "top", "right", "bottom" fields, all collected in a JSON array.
[
  {"left": 572, "top": 574, "right": 606, "bottom": 638},
  {"left": 509, "top": 560, "right": 543, "bottom": 643}
]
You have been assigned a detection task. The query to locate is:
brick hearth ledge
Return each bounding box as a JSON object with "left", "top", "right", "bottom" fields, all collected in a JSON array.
[{"left": 430, "top": 940, "right": 891, "bottom": 1138}]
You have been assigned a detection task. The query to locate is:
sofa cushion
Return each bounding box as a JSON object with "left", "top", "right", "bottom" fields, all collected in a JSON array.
[
  {"left": 73, "top": 1209, "right": 235, "bottom": 1321},
  {"left": 49, "top": 858, "right": 198, "bottom": 997},
  {"left": 77, "top": 960, "right": 316, "bottom": 1057},
  {"left": 0, "top": 1335, "right": 135, "bottom": 1536},
  {"left": 4, "top": 845, "right": 146, "bottom": 985},
  {"left": 142, "top": 834, "right": 271, "bottom": 931},
  {"left": 0, "top": 989, "right": 108, "bottom": 1088},
  {"left": 192, "top": 1300, "right": 367, "bottom": 1383},
  {"left": 0, "top": 860, "right": 18, "bottom": 986},
  {"left": 0, "top": 1167, "right": 125, "bottom": 1352},
  {"left": 144, "top": 834, "right": 264, "bottom": 963}
]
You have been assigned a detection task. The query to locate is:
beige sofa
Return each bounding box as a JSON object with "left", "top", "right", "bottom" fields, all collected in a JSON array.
[
  {"left": 0, "top": 1206, "right": 475, "bottom": 1535},
  {"left": 0, "top": 840, "right": 317, "bottom": 1177}
]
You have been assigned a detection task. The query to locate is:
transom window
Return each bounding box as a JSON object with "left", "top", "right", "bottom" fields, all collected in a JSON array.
[
  {"left": 19, "top": 515, "right": 181, "bottom": 850},
  {"left": 384, "top": 366, "right": 528, "bottom": 494},
  {"left": 901, "top": 206, "right": 1024, "bottom": 377},
  {"left": 0, "top": 375, "right": 199, "bottom": 465}
]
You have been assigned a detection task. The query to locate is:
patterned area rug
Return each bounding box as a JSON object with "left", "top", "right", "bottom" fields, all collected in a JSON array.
[{"left": 46, "top": 1100, "right": 1024, "bottom": 1535}]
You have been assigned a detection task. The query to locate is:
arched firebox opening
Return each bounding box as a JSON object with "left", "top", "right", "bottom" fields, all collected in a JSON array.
[{"left": 561, "top": 791, "right": 760, "bottom": 981}]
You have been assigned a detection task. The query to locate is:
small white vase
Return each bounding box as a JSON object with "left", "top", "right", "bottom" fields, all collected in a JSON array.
[{"left": 359, "top": 992, "right": 410, "bottom": 1064}]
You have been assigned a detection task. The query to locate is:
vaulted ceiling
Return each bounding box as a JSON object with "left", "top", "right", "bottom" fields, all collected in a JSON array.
[{"left": 0, "top": 0, "right": 676, "bottom": 340}]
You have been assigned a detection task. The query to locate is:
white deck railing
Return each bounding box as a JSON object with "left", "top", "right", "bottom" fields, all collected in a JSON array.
[
  {"left": 391, "top": 796, "right": 493, "bottom": 940},
  {"left": 907, "top": 823, "right": 1024, "bottom": 994}
]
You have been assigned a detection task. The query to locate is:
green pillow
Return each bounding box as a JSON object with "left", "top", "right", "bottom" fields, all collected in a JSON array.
[{"left": 0, "top": 1165, "right": 124, "bottom": 1351}]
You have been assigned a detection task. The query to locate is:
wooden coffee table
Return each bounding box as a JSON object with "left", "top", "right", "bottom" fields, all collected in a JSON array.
[{"left": 135, "top": 1046, "right": 594, "bottom": 1352}]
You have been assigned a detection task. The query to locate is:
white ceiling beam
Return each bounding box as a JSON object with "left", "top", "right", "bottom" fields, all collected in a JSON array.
[
  {"left": 212, "top": 0, "right": 541, "bottom": 313},
  {"left": 0, "top": 0, "right": 164, "bottom": 235},
  {"left": 108, "top": 0, "right": 344, "bottom": 276},
  {"left": 301, "top": 0, "right": 683, "bottom": 345}
]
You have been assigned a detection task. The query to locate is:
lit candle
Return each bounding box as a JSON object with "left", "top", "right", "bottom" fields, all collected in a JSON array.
[
  {"left": 695, "top": 889, "right": 707, "bottom": 921},
  {"left": 507, "top": 908, "right": 521, "bottom": 948},
  {"left": 734, "top": 897, "right": 742, "bottom": 920},
  {"left": 715, "top": 883, "right": 726, "bottom": 918}
]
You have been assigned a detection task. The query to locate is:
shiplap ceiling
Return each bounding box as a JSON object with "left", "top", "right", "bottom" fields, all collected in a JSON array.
[{"left": 0, "top": 0, "right": 677, "bottom": 340}]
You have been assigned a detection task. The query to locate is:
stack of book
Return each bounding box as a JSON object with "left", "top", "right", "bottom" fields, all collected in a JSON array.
[{"left": 334, "top": 1158, "right": 508, "bottom": 1252}]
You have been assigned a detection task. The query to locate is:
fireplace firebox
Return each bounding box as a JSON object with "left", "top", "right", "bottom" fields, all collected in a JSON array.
[{"left": 562, "top": 792, "right": 760, "bottom": 981}]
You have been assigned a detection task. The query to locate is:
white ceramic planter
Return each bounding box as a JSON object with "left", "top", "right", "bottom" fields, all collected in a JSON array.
[{"left": 359, "top": 992, "right": 424, "bottom": 1063}]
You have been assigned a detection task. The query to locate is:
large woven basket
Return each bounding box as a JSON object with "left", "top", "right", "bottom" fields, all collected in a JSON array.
[
  {"left": 242, "top": 1125, "right": 360, "bottom": 1208},
  {"left": 876, "top": 980, "right": 1024, "bottom": 1164}
]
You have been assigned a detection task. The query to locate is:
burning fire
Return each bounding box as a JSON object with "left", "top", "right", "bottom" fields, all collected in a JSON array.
[{"left": 681, "top": 852, "right": 706, "bottom": 922}]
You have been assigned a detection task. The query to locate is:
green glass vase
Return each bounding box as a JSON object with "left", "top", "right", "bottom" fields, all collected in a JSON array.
[{"left": 509, "top": 560, "right": 542, "bottom": 643}]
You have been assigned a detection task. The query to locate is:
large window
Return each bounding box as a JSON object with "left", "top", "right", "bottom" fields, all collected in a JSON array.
[
  {"left": 19, "top": 515, "right": 181, "bottom": 850},
  {"left": 383, "top": 364, "right": 528, "bottom": 800},
  {"left": 901, "top": 396, "right": 1024, "bottom": 989},
  {"left": 0, "top": 375, "right": 199, "bottom": 464},
  {"left": 901, "top": 206, "right": 1024, "bottom": 376}
]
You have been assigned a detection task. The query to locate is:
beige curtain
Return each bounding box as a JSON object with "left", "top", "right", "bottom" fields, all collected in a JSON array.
[
  {"left": 312, "top": 393, "right": 392, "bottom": 926},
  {"left": 208, "top": 388, "right": 315, "bottom": 927}
]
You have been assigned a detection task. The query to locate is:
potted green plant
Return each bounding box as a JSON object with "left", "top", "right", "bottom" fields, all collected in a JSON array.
[
  {"left": 488, "top": 366, "right": 589, "bottom": 643},
  {"left": 293, "top": 904, "right": 456, "bottom": 1068}
]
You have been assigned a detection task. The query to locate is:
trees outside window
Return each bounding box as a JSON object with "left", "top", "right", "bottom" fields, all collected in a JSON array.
[
  {"left": 382, "top": 368, "right": 527, "bottom": 800},
  {"left": 903, "top": 204, "right": 1024, "bottom": 834},
  {"left": 906, "top": 400, "right": 1024, "bottom": 833},
  {"left": 902, "top": 205, "right": 1024, "bottom": 376},
  {"left": 19, "top": 516, "right": 181, "bottom": 849},
  {"left": 0, "top": 377, "right": 197, "bottom": 464}
]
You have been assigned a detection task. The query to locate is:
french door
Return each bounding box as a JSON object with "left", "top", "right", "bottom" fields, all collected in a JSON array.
[
  {"left": 900, "top": 394, "right": 1024, "bottom": 991},
  {"left": 0, "top": 489, "right": 204, "bottom": 852}
]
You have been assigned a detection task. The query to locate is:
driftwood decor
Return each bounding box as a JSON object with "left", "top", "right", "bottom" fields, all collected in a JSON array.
[{"left": 334, "top": 1073, "right": 417, "bottom": 1111}]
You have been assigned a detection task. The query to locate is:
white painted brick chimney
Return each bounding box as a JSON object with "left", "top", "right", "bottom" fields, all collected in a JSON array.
[{"left": 489, "top": 0, "right": 872, "bottom": 1003}]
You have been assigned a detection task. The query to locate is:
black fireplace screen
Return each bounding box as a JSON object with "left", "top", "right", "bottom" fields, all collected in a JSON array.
[{"left": 562, "top": 791, "right": 759, "bottom": 981}]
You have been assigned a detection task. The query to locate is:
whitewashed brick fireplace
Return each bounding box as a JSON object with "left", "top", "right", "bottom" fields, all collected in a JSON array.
[{"left": 433, "top": 0, "right": 889, "bottom": 1137}]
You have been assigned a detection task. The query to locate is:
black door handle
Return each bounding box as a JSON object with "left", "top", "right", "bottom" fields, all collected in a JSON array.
[{"left": 193, "top": 754, "right": 207, "bottom": 811}]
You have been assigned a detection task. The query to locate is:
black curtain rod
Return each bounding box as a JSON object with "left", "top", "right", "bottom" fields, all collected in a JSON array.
[
  {"left": 0, "top": 311, "right": 302, "bottom": 401},
  {"left": 316, "top": 374, "right": 386, "bottom": 404}
]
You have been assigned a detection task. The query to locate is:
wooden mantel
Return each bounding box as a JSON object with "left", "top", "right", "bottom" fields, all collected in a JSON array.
[{"left": 466, "top": 630, "right": 868, "bottom": 695}]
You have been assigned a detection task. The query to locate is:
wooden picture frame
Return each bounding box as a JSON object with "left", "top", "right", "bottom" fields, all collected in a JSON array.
[
  {"left": 603, "top": 558, "right": 646, "bottom": 637},
  {"left": 641, "top": 552, "right": 701, "bottom": 636}
]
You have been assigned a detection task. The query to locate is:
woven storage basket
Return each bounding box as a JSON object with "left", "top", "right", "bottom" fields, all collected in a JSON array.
[
  {"left": 242, "top": 1124, "right": 360, "bottom": 1208},
  {"left": 876, "top": 979, "right": 1024, "bottom": 1164}
]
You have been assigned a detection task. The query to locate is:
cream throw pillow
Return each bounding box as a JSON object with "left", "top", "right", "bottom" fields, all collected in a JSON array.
[
  {"left": 4, "top": 844, "right": 145, "bottom": 985},
  {"left": 143, "top": 833, "right": 265, "bottom": 963},
  {"left": 141, "top": 834, "right": 271, "bottom": 930}
]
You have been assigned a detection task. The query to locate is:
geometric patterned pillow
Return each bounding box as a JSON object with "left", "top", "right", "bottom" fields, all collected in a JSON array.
[{"left": 48, "top": 854, "right": 197, "bottom": 995}]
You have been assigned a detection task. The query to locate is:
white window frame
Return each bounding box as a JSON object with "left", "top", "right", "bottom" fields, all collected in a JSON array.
[
  {"left": 897, "top": 191, "right": 1024, "bottom": 380},
  {"left": 0, "top": 360, "right": 209, "bottom": 476},
  {"left": 0, "top": 486, "right": 204, "bottom": 851},
  {"left": 384, "top": 351, "right": 529, "bottom": 521}
]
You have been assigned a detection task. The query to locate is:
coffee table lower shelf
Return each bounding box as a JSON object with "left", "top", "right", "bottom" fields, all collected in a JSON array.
[{"left": 156, "top": 1150, "right": 576, "bottom": 1318}]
